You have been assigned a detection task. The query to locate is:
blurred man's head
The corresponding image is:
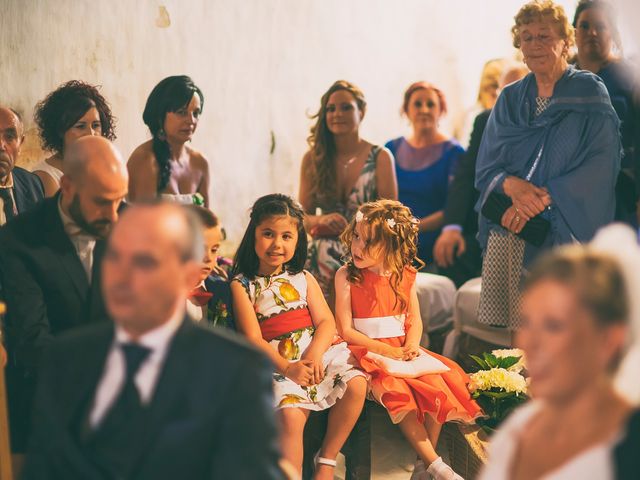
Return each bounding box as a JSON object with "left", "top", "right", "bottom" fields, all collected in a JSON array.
[
  {"left": 0, "top": 107, "right": 24, "bottom": 182},
  {"left": 102, "top": 203, "right": 203, "bottom": 337},
  {"left": 60, "top": 136, "right": 128, "bottom": 238}
]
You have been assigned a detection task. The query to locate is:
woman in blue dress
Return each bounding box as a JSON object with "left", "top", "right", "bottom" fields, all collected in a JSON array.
[{"left": 386, "top": 82, "right": 464, "bottom": 267}]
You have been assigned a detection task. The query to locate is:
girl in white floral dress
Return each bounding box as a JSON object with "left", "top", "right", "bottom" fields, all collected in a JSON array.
[{"left": 231, "top": 194, "right": 367, "bottom": 480}]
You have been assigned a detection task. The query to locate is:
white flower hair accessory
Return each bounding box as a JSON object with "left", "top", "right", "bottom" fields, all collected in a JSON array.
[
  {"left": 386, "top": 218, "right": 396, "bottom": 229},
  {"left": 411, "top": 217, "right": 420, "bottom": 225},
  {"left": 355, "top": 210, "right": 364, "bottom": 223}
]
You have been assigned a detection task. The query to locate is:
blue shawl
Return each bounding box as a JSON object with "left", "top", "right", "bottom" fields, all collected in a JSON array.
[{"left": 475, "top": 66, "right": 621, "bottom": 263}]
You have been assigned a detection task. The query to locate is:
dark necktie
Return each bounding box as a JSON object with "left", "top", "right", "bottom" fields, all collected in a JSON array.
[
  {"left": 89, "top": 343, "right": 152, "bottom": 477},
  {"left": 0, "top": 188, "right": 17, "bottom": 223}
]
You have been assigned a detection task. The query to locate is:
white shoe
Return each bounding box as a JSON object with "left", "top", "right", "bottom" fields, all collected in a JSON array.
[
  {"left": 426, "top": 457, "right": 464, "bottom": 480},
  {"left": 314, "top": 451, "right": 337, "bottom": 470}
]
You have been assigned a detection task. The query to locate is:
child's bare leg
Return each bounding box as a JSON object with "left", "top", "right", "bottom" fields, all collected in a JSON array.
[
  {"left": 397, "top": 412, "right": 439, "bottom": 465},
  {"left": 425, "top": 415, "right": 443, "bottom": 447},
  {"left": 315, "top": 376, "right": 367, "bottom": 480},
  {"left": 278, "top": 407, "right": 310, "bottom": 474}
]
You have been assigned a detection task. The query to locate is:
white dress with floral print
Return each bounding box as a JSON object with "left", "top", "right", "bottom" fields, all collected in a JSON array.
[{"left": 235, "top": 270, "right": 365, "bottom": 410}]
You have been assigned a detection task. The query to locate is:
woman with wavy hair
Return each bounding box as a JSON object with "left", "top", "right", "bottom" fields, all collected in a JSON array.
[
  {"left": 33, "top": 80, "right": 116, "bottom": 197},
  {"left": 299, "top": 80, "right": 397, "bottom": 301},
  {"left": 128, "top": 75, "right": 209, "bottom": 206}
]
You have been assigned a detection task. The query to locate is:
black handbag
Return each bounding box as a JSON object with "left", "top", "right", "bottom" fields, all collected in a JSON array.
[{"left": 481, "top": 191, "right": 550, "bottom": 247}]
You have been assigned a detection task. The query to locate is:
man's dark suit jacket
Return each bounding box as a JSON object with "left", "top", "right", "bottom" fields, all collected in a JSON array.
[
  {"left": 11, "top": 166, "right": 44, "bottom": 215},
  {"left": 0, "top": 193, "right": 108, "bottom": 451},
  {"left": 22, "top": 320, "right": 283, "bottom": 480},
  {"left": 440, "top": 110, "right": 491, "bottom": 287}
]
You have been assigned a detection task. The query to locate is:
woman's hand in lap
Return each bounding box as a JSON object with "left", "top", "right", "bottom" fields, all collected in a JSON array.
[{"left": 313, "top": 213, "right": 349, "bottom": 236}]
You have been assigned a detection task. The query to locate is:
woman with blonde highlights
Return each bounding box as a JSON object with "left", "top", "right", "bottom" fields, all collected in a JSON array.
[
  {"left": 475, "top": 0, "right": 621, "bottom": 329},
  {"left": 299, "top": 80, "right": 397, "bottom": 300},
  {"left": 335, "top": 200, "right": 481, "bottom": 480},
  {"left": 454, "top": 58, "right": 507, "bottom": 148}
]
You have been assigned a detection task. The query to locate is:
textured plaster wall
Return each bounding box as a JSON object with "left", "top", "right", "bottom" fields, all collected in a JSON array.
[{"left": 0, "top": 0, "right": 635, "bottom": 244}]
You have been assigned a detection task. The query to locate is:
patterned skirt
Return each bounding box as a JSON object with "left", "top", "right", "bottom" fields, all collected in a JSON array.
[
  {"left": 271, "top": 326, "right": 365, "bottom": 410},
  {"left": 477, "top": 230, "right": 525, "bottom": 329}
]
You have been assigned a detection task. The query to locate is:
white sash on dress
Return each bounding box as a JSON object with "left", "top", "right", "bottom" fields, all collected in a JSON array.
[{"left": 353, "top": 314, "right": 405, "bottom": 339}]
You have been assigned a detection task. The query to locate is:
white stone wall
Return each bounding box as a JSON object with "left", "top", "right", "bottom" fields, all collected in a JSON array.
[{"left": 1, "top": 0, "right": 635, "bottom": 245}]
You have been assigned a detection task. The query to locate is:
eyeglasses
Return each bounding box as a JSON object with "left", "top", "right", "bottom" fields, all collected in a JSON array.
[{"left": 520, "top": 33, "right": 560, "bottom": 46}]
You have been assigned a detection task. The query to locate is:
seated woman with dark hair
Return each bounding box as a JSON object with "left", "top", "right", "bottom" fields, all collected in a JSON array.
[
  {"left": 33, "top": 80, "right": 116, "bottom": 197},
  {"left": 128, "top": 75, "right": 210, "bottom": 207}
]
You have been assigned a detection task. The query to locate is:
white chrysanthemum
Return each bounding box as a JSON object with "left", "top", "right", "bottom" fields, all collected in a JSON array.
[
  {"left": 386, "top": 218, "right": 396, "bottom": 228},
  {"left": 469, "top": 368, "right": 528, "bottom": 394},
  {"left": 355, "top": 211, "right": 364, "bottom": 223},
  {"left": 492, "top": 348, "right": 526, "bottom": 372}
]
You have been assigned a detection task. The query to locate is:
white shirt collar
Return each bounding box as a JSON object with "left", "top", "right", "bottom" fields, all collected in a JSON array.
[
  {"left": 114, "top": 304, "right": 185, "bottom": 352},
  {"left": 57, "top": 195, "right": 96, "bottom": 239}
]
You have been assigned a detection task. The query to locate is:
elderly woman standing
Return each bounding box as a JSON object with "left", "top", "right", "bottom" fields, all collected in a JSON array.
[
  {"left": 475, "top": 0, "right": 621, "bottom": 328},
  {"left": 573, "top": 0, "right": 639, "bottom": 225}
]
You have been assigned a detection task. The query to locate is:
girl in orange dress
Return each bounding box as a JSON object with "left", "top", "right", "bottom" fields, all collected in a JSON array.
[{"left": 334, "top": 199, "right": 481, "bottom": 480}]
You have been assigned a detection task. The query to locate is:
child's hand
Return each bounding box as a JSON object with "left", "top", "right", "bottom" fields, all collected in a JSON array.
[
  {"left": 380, "top": 345, "right": 404, "bottom": 360},
  {"left": 402, "top": 343, "right": 421, "bottom": 361},
  {"left": 285, "top": 359, "right": 314, "bottom": 386},
  {"left": 301, "top": 350, "right": 325, "bottom": 385}
]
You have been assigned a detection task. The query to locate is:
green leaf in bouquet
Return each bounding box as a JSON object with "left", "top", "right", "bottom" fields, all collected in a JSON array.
[
  {"left": 479, "top": 390, "right": 518, "bottom": 400},
  {"left": 470, "top": 354, "right": 489, "bottom": 370},
  {"left": 497, "top": 355, "right": 521, "bottom": 370},
  {"left": 483, "top": 353, "right": 499, "bottom": 368}
]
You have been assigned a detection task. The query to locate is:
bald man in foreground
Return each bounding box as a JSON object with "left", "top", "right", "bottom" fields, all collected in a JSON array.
[
  {"left": 23, "top": 204, "right": 282, "bottom": 479},
  {"left": 0, "top": 135, "right": 128, "bottom": 452}
]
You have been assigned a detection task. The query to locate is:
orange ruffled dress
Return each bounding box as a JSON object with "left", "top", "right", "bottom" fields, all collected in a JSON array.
[{"left": 349, "top": 267, "right": 481, "bottom": 424}]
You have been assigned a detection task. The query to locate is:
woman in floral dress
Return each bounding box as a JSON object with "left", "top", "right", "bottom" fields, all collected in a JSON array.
[{"left": 299, "top": 80, "right": 398, "bottom": 302}]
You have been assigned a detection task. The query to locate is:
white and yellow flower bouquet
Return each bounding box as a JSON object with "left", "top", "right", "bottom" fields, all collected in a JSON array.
[{"left": 468, "top": 349, "right": 529, "bottom": 433}]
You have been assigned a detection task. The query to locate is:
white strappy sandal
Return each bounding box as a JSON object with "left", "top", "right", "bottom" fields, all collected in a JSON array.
[{"left": 314, "top": 451, "right": 338, "bottom": 469}]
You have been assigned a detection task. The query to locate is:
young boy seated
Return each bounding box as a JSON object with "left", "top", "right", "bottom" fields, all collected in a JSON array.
[{"left": 185, "top": 205, "right": 234, "bottom": 329}]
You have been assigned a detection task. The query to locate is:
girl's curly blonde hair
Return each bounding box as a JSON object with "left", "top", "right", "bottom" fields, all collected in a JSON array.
[{"left": 340, "top": 200, "right": 424, "bottom": 310}]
